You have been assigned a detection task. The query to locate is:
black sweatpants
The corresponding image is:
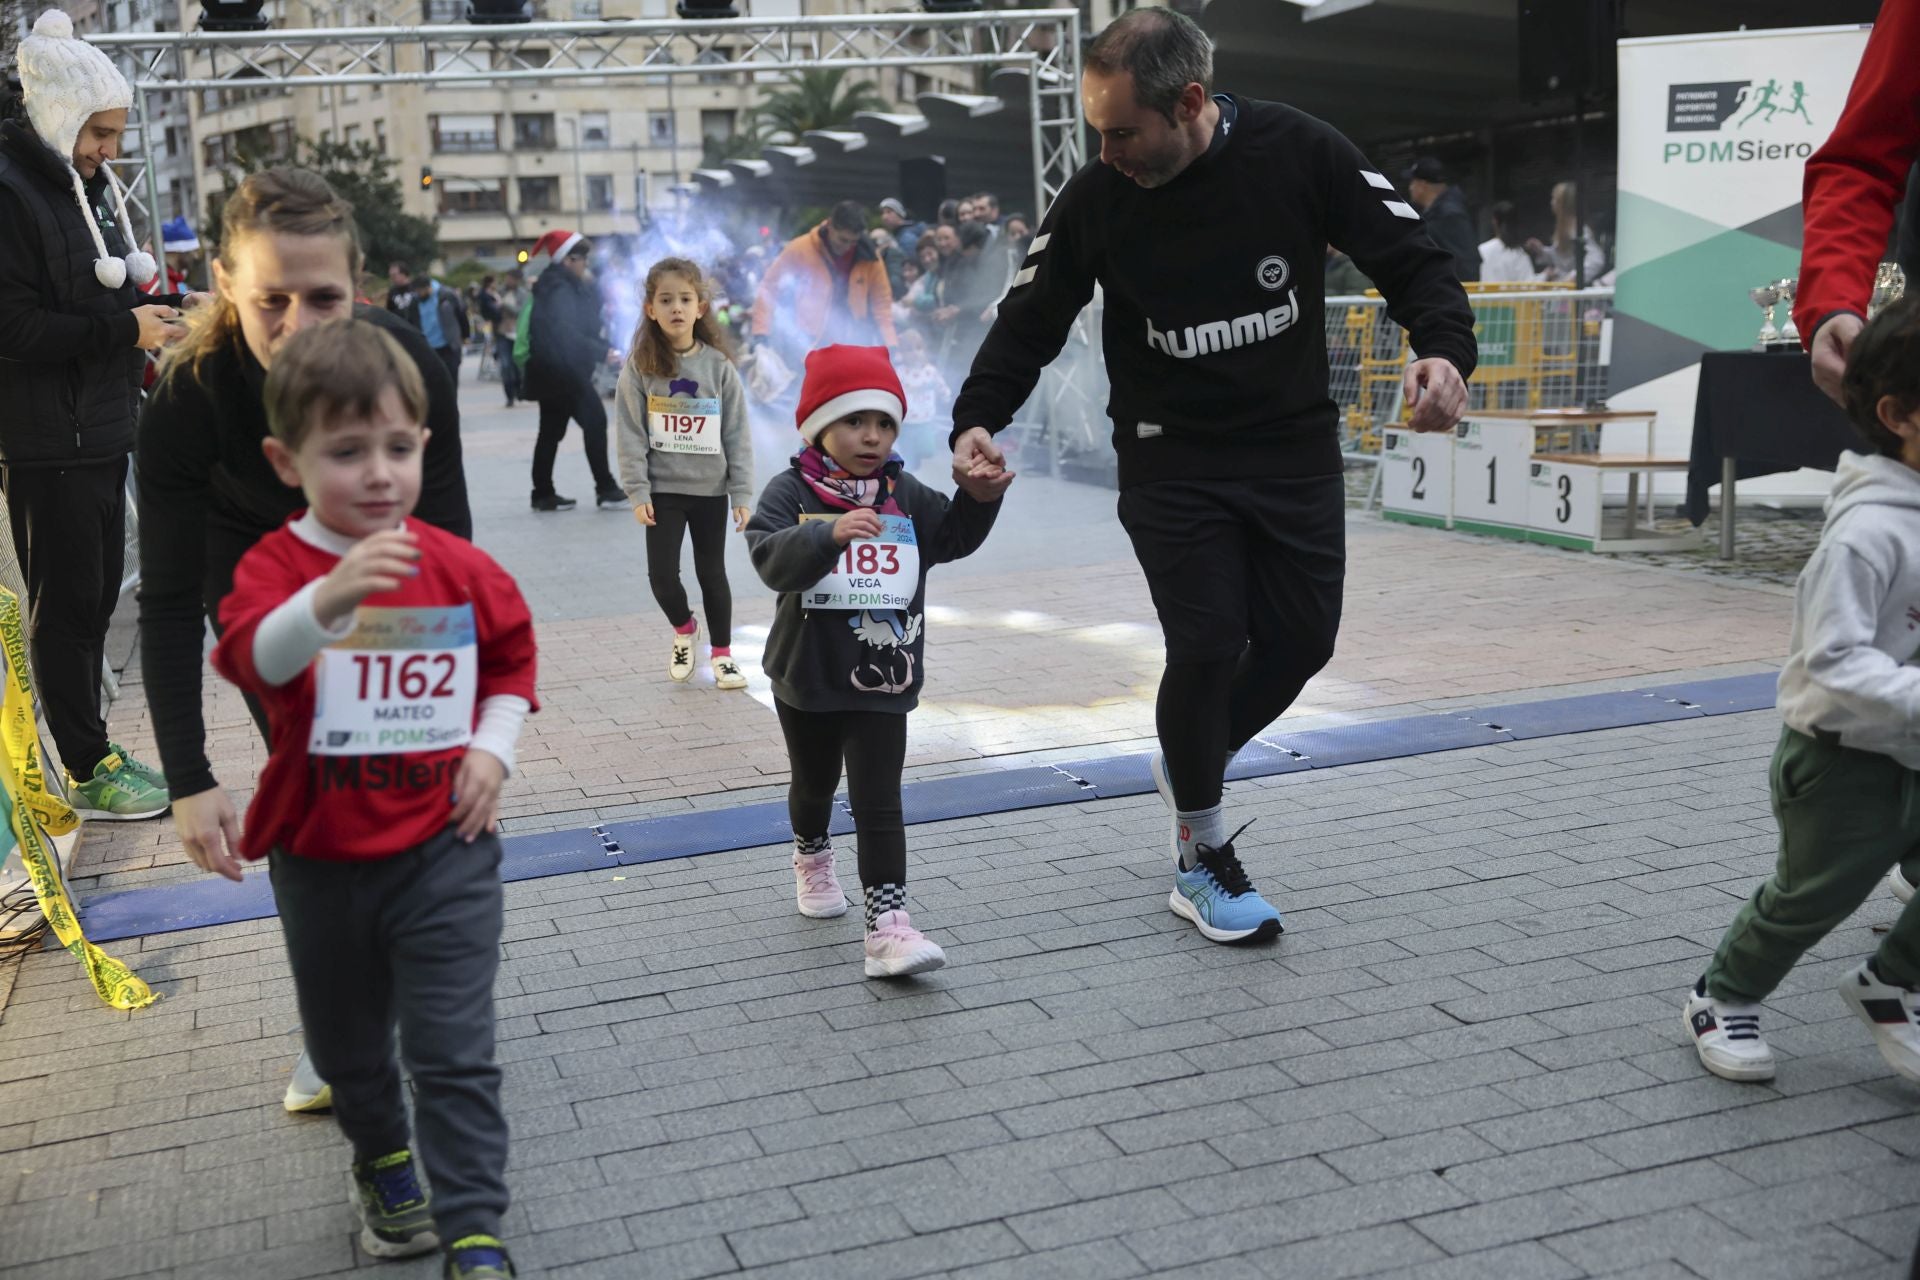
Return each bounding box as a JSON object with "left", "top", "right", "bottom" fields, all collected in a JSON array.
[
  {"left": 531, "top": 382, "right": 616, "bottom": 498},
  {"left": 2, "top": 458, "right": 126, "bottom": 779},
  {"left": 271, "top": 827, "right": 508, "bottom": 1242},
  {"left": 1117, "top": 473, "right": 1346, "bottom": 813},
  {"left": 775, "top": 700, "right": 907, "bottom": 890},
  {"left": 646, "top": 493, "right": 731, "bottom": 647},
  {"left": 434, "top": 344, "right": 461, "bottom": 387},
  {"left": 494, "top": 336, "right": 522, "bottom": 404}
]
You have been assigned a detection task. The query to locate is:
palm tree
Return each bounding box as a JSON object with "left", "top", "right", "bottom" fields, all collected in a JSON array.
[{"left": 754, "top": 68, "right": 889, "bottom": 143}]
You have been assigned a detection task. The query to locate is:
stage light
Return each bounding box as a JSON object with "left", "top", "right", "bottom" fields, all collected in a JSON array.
[
  {"left": 920, "top": 0, "right": 983, "bottom": 11},
  {"left": 675, "top": 1, "right": 740, "bottom": 16},
  {"left": 517, "top": 249, "right": 530, "bottom": 263},
  {"left": 420, "top": 165, "right": 434, "bottom": 189},
  {"left": 198, "top": 0, "right": 270, "bottom": 31}
]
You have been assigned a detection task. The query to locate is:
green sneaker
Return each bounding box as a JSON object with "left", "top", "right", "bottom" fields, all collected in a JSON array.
[
  {"left": 107, "top": 742, "right": 167, "bottom": 792},
  {"left": 351, "top": 1149, "right": 438, "bottom": 1259},
  {"left": 68, "top": 752, "right": 170, "bottom": 821},
  {"left": 444, "top": 1235, "right": 515, "bottom": 1279}
]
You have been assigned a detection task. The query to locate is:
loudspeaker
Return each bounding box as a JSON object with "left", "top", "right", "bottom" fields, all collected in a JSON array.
[
  {"left": 899, "top": 156, "right": 945, "bottom": 227},
  {"left": 1518, "top": 0, "right": 1617, "bottom": 102}
]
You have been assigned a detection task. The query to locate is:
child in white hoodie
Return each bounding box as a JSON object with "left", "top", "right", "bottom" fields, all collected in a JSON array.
[{"left": 1685, "top": 295, "right": 1920, "bottom": 1087}]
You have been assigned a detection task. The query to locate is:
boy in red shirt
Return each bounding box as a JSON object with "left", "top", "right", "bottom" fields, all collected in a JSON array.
[{"left": 206, "top": 319, "right": 536, "bottom": 1280}]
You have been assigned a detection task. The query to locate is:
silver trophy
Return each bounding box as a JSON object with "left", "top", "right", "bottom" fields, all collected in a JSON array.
[
  {"left": 1750, "top": 283, "right": 1780, "bottom": 347},
  {"left": 1774, "top": 278, "right": 1799, "bottom": 344},
  {"left": 1871, "top": 261, "right": 1907, "bottom": 319}
]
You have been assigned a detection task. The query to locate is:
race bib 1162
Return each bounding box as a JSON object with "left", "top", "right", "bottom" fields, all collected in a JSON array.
[
  {"left": 309, "top": 605, "right": 478, "bottom": 756},
  {"left": 802, "top": 514, "right": 920, "bottom": 611}
]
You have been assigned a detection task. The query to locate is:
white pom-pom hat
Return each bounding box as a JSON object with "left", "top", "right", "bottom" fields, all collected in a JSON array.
[{"left": 17, "top": 10, "right": 156, "bottom": 290}]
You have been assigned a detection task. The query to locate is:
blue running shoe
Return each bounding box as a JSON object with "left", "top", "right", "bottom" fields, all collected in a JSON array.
[{"left": 1169, "top": 822, "right": 1283, "bottom": 944}]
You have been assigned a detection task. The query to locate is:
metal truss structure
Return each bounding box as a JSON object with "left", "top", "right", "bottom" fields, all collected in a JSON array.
[{"left": 90, "top": 9, "right": 1084, "bottom": 256}]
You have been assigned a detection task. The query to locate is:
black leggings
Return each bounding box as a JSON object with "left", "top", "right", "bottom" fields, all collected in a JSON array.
[
  {"left": 775, "top": 701, "right": 907, "bottom": 889},
  {"left": 1156, "top": 651, "right": 1327, "bottom": 812},
  {"left": 645, "top": 492, "right": 731, "bottom": 648}
]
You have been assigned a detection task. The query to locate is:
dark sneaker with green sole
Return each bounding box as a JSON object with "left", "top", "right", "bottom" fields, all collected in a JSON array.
[
  {"left": 444, "top": 1234, "right": 515, "bottom": 1279},
  {"left": 352, "top": 1149, "right": 437, "bottom": 1259}
]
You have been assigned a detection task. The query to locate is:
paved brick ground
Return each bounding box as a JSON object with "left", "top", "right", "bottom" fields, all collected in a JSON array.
[
  {"left": 5, "top": 374, "right": 1912, "bottom": 1279},
  {"left": 5, "top": 710, "right": 1918, "bottom": 1279}
]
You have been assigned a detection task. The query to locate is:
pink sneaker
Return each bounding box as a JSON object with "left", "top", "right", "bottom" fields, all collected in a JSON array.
[
  {"left": 794, "top": 848, "right": 847, "bottom": 918},
  {"left": 863, "top": 910, "right": 946, "bottom": 978}
]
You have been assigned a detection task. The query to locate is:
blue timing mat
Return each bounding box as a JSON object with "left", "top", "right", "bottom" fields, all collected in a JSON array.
[{"left": 74, "top": 671, "right": 1780, "bottom": 943}]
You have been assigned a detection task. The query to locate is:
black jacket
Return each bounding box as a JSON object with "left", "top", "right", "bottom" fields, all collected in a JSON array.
[
  {"left": 0, "top": 120, "right": 153, "bottom": 466},
  {"left": 952, "top": 95, "right": 1478, "bottom": 489},
  {"left": 522, "top": 265, "right": 605, "bottom": 402},
  {"left": 136, "top": 303, "right": 472, "bottom": 798},
  {"left": 1421, "top": 185, "right": 1481, "bottom": 284},
  {"left": 745, "top": 462, "right": 998, "bottom": 714}
]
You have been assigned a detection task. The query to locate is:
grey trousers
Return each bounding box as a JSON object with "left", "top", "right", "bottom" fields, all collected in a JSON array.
[{"left": 270, "top": 827, "right": 508, "bottom": 1241}]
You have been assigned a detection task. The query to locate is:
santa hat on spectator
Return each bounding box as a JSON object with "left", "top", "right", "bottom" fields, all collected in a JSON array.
[
  {"left": 795, "top": 345, "right": 906, "bottom": 446},
  {"left": 17, "top": 10, "right": 155, "bottom": 290},
  {"left": 529, "top": 229, "right": 588, "bottom": 263}
]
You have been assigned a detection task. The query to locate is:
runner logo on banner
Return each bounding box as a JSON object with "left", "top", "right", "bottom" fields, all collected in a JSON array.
[
  {"left": 0, "top": 588, "right": 154, "bottom": 1010},
  {"left": 803, "top": 515, "right": 920, "bottom": 611}
]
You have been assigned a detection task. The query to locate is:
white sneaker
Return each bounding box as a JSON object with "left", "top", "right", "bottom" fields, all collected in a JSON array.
[
  {"left": 1839, "top": 961, "right": 1920, "bottom": 1083},
  {"left": 714, "top": 656, "right": 747, "bottom": 690},
  {"left": 1891, "top": 866, "right": 1916, "bottom": 906},
  {"left": 669, "top": 622, "right": 699, "bottom": 682},
  {"left": 1683, "top": 983, "right": 1775, "bottom": 1081},
  {"left": 794, "top": 846, "right": 847, "bottom": 918},
  {"left": 864, "top": 909, "right": 946, "bottom": 978},
  {"left": 283, "top": 1047, "right": 333, "bottom": 1113}
]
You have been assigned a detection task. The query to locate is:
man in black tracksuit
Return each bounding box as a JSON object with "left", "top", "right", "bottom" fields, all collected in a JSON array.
[{"left": 951, "top": 8, "right": 1476, "bottom": 944}]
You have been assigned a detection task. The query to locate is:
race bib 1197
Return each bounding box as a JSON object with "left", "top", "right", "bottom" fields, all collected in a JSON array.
[
  {"left": 648, "top": 394, "right": 723, "bottom": 455},
  {"left": 309, "top": 605, "right": 477, "bottom": 756}
]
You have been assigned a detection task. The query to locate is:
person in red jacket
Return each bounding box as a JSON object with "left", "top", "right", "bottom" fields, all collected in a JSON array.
[
  {"left": 207, "top": 318, "right": 535, "bottom": 1280},
  {"left": 1796, "top": 0, "right": 1920, "bottom": 403}
]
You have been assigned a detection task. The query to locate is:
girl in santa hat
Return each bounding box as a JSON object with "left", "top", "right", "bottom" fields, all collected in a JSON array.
[{"left": 745, "top": 344, "right": 1012, "bottom": 976}]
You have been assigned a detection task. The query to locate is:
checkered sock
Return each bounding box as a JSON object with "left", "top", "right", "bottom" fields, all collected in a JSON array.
[
  {"left": 864, "top": 883, "right": 907, "bottom": 931},
  {"left": 795, "top": 834, "right": 831, "bottom": 860}
]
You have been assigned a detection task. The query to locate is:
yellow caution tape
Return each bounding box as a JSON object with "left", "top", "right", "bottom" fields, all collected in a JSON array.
[{"left": 0, "top": 588, "right": 154, "bottom": 1010}]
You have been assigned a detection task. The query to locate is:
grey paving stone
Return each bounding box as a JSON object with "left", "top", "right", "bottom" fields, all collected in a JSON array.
[
  {"left": 944, "top": 1237, "right": 1147, "bottom": 1280},
  {"left": 726, "top": 1204, "right": 914, "bottom": 1268},
  {"left": 1411, "top": 1188, "right": 1610, "bottom": 1254},
  {"left": 1364, "top": 1240, "right": 1584, "bottom": 1280}
]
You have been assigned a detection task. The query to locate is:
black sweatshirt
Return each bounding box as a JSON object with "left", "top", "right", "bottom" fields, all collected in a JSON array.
[
  {"left": 952, "top": 95, "right": 1478, "bottom": 489},
  {"left": 137, "top": 304, "right": 473, "bottom": 799},
  {"left": 745, "top": 463, "right": 998, "bottom": 715}
]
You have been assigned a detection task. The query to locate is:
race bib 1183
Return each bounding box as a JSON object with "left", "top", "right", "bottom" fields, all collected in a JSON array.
[
  {"left": 802, "top": 514, "right": 920, "bottom": 611},
  {"left": 648, "top": 394, "right": 723, "bottom": 455},
  {"left": 309, "top": 605, "right": 477, "bottom": 756}
]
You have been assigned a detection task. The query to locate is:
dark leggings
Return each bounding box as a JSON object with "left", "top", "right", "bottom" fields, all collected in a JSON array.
[
  {"left": 775, "top": 700, "right": 907, "bottom": 889},
  {"left": 645, "top": 492, "right": 731, "bottom": 648},
  {"left": 531, "top": 385, "right": 617, "bottom": 497},
  {"left": 1156, "top": 648, "right": 1330, "bottom": 814}
]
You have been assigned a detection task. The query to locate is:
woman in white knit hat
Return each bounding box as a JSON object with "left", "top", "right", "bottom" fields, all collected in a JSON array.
[{"left": 0, "top": 10, "right": 200, "bottom": 819}]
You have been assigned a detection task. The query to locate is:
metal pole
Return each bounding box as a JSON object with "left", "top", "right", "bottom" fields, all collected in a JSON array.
[
  {"left": 1026, "top": 59, "right": 1045, "bottom": 223},
  {"left": 1719, "top": 456, "right": 1736, "bottom": 560},
  {"left": 136, "top": 83, "right": 167, "bottom": 271}
]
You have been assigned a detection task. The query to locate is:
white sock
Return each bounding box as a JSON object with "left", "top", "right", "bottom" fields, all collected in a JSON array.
[{"left": 1177, "top": 804, "right": 1225, "bottom": 871}]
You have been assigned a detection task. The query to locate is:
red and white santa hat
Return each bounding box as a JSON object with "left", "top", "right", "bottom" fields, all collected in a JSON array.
[
  {"left": 529, "top": 228, "right": 588, "bottom": 262},
  {"left": 795, "top": 345, "right": 907, "bottom": 446}
]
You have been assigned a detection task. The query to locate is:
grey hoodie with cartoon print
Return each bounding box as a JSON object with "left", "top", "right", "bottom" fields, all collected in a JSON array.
[{"left": 1777, "top": 450, "right": 1920, "bottom": 769}]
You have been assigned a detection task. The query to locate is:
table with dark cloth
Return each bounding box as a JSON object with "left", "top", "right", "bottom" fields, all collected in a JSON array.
[{"left": 1685, "top": 349, "right": 1866, "bottom": 557}]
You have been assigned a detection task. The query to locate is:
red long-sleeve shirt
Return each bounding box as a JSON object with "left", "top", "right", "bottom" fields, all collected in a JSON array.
[{"left": 1795, "top": 3, "right": 1920, "bottom": 342}]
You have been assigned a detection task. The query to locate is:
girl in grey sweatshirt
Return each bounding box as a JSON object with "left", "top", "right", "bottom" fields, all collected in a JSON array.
[{"left": 614, "top": 258, "right": 755, "bottom": 689}]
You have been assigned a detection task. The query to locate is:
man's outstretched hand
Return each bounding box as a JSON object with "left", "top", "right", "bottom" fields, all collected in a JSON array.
[
  {"left": 1403, "top": 357, "right": 1468, "bottom": 433},
  {"left": 1811, "top": 313, "right": 1864, "bottom": 407}
]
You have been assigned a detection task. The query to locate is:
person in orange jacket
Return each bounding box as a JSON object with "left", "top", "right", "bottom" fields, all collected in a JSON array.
[{"left": 751, "top": 200, "right": 897, "bottom": 366}]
